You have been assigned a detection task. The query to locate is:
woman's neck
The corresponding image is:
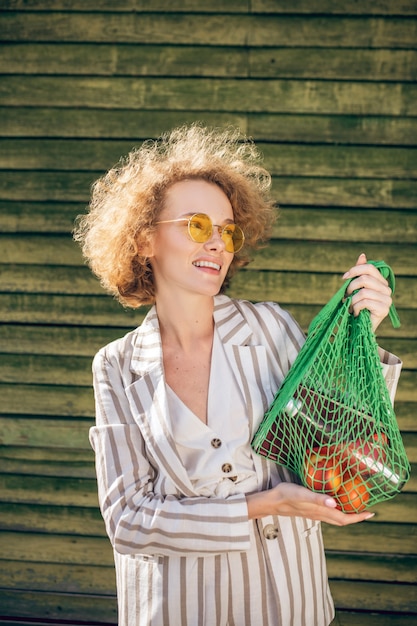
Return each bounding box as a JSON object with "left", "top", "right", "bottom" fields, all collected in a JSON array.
[{"left": 155, "top": 292, "right": 215, "bottom": 352}]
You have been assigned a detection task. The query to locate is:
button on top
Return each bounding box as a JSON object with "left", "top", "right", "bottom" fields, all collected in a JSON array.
[
  {"left": 263, "top": 524, "right": 279, "bottom": 540},
  {"left": 211, "top": 438, "right": 222, "bottom": 449},
  {"left": 221, "top": 463, "right": 233, "bottom": 474}
]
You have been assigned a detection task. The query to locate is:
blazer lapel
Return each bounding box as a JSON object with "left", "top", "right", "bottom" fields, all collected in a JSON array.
[
  {"left": 214, "top": 296, "right": 273, "bottom": 436},
  {"left": 126, "top": 307, "right": 197, "bottom": 496}
]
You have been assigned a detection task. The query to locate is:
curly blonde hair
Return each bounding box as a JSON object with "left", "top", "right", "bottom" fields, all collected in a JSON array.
[{"left": 73, "top": 124, "right": 276, "bottom": 308}]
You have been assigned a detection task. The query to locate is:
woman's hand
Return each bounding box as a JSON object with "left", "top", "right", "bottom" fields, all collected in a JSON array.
[
  {"left": 342, "top": 253, "right": 392, "bottom": 333},
  {"left": 246, "top": 482, "right": 374, "bottom": 526}
]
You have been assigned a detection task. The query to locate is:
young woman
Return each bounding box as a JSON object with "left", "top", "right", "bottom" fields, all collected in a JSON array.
[{"left": 74, "top": 125, "right": 400, "bottom": 625}]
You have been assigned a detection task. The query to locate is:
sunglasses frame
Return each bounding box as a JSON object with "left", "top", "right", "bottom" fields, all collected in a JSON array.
[{"left": 156, "top": 213, "right": 245, "bottom": 253}]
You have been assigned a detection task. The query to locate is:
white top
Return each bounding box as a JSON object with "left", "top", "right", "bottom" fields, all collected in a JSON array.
[{"left": 166, "top": 327, "right": 259, "bottom": 498}]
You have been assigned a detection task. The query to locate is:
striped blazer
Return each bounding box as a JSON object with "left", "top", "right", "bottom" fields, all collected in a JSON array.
[{"left": 90, "top": 295, "right": 401, "bottom": 626}]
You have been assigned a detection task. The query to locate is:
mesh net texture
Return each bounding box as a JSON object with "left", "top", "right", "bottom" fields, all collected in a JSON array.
[{"left": 252, "top": 261, "right": 410, "bottom": 513}]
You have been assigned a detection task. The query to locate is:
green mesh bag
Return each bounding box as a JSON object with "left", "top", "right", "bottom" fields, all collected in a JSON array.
[{"left": 252, "top": 260, "right": 410, "bottom": 513}]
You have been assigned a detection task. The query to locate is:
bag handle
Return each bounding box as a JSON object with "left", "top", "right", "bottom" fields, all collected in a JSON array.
[{"left": 308, "top": 260, "right": 400, "bottom": 335}]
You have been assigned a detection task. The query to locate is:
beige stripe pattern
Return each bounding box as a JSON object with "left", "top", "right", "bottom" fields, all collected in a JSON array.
[{"left": 90, "top": 295, "right": 401, "bottom": 625}]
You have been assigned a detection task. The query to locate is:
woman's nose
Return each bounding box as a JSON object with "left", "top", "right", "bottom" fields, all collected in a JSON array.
[{"left": 205, "top": 225, "right": 226, "bottom": 250}]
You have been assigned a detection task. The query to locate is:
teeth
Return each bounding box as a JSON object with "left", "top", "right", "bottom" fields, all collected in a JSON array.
[{"left": 193, "top": 261, "right": 221, "bottom": 271}]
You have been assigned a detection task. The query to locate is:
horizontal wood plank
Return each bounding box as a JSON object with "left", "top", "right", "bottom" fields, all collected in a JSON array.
[
  {"left": 0, "top": 108, "right": 250, "bottom": 141},
  {"left": 0, "top": 532, "right": 111, "bottom": 566},
  {"left": 333, "top": 612, "right": 417, "bottom": 626},
  {"left": 276, "top": 208, "right": 417, "bottom": 244},
  {"left": 0, "top": 456, "right": 96, "bottom": 479},
  {"left": 0, "top": 588, "right": 117, "bottom": 622},
  {"left": 253, "top": 0, "right": 417, "bottom": 15},
  {"left": 322, "top": 521, "right": 417, "bottom": 555},
  {"left": 0, "top": 353, "right": 92, "bottom": 386},
  {"left": 2, "top": 171, "right": 416, "bottom": 209},
  {"left": 0, "top": 200, "right": 83, "bottom": 233},
  {"left": 251, "top": 48, "right": 417, "bottom": 81},
  {"left": 0, "top": 474, "right": 98, "bottom": 507},
  {"left": 0, "top": 324, "right": 132, "bottom": 357},
  {"left": 327, "top": 552, "right": 417, "bottom": 584},
  {"left": 0, "top": 264, "right": 104, "bottom": 295},
  {"left": 249, "top": 114, "right": 417, "bottom": 146},
  {"left": 0, "top": 43, "right": 248, "bottom": 78},
  {"left": 2, "top": 109, "right": 417, "bottom": 146},
  {"left": 0, "top": 445, "right": 93, "bottom": 464},
  {"left": 330, "top": 579, "right": 417, "bottom": 613},
  {"left": 1, "top": 0, "right": 417, "bottom": 16},
  {"left": 0, "top": 0, "right": 246, "bottom": 12},
  {"left": 0, "top": 503, "right": 103, "bottom": 536},
  {"left": 1, "top": 44, "right": 416, "bottom": 81},
  {"left": 1, "top": 234, "right": 83, "bottom": 265},
  {"left": 2, "top": 13, "right": 417, "bottom": 48},
  {"left": 1, "top": 77, "right": 416, "bottom": 116},
  {"left": 0, "top": 560, "right": 116, "bottom": 596},
  {"left": 0, "top": 386, "right": 94, "bottom": 418},
  {"left": 271, "top": 177, "right": 417, "bottom": 209},
  {"left": 0, "top": 415, "right": 94, "bottom": 447},
  {"left": 2, "top": 139, "right": 417, "bottom": 179},
  {"left": 0, "top": 292, "right": 145, "bottom": 326}
]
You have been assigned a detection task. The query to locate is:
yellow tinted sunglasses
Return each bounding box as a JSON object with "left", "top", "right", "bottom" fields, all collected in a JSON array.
[{"left": 156, "top": 213, "right": 245, "bottom": 253}]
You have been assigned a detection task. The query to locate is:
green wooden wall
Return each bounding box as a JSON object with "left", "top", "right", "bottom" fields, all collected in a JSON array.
[{"left": 0, "top": 1, "right": 416, "bottom": 624}]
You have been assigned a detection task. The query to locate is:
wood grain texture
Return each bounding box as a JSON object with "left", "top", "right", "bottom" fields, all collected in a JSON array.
[
  {"left": 2, "top": 109, "right": 417, "bottom": 145},
  {"left": 2, "top": 76, "right": 417, "bottom": 114},
  {"left": 1, "top": 44, "right": 416, "bottom": 81},
  {"left": 1, "top": 0, "right": 417, "bottom": 15},
  {"left": 0, "top": 3, "right": 415, "bottom": 622},
  {"left": 2, "top": 13, "right": 417, "bottom": 48}
]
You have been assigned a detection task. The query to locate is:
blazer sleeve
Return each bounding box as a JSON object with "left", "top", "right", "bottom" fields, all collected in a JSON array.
[
  {"left": 378, "top": 346, "right": 402, "bottom": 404},
  {"left": 90, "top": 348, "right": 251, "bottom": 558}
]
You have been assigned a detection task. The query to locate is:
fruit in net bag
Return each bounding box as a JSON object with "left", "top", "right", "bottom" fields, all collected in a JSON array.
[
  {"left": 335, "top": 475, "right": 371, "bottom": 513},
  {"left": 304, "top": 446, "right": 342, "bottom": 495}
]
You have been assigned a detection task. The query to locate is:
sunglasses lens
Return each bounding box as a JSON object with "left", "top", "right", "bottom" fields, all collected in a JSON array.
[
  {"left": 188, "top": 214, "right": 244, "bottom": 253},
  {"left": 224, "top": 224, "right": 244, "bottom": 253},
  {"left": 189, "top": 214, "right": 212, "bottom": 243}
]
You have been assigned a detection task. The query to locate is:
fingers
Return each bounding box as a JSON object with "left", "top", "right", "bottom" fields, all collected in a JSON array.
[
  {"left": 343, "top": 255, "right": 388, "bottom": 290},
  {"left": 342, "top": 253, "right": 392, "bottom": 332},
  {"left": 350, "top": 287, "right": 392, "bottom": 313},
  {"left": 308, "top": 492, "right": 374, "bottom": 526}
]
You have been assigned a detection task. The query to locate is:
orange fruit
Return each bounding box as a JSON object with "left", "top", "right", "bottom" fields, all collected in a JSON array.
[
  {"left": 304, "top": 446, "right": 342, "bottom": 495},
  {"left": 335, "top": 475, "right": 370, "bottom": 513}
]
